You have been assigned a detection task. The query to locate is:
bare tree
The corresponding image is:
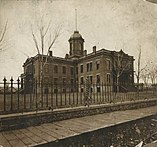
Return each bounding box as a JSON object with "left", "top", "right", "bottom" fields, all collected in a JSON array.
[
  {"left": 140, "top": 67, "right": 150, "bottom": 88},
  {"left": 135, "top": 46, "right": 147, "bottom": 94},
  {"left": 31, "top": 19, "right": 61, "bottom": 84},
  {"left": 30, "top": 18, "right": 61, "bottom": 109},
  {"left": 147, "top": 62, "right": 157, "bottom": 85},
  {"left": 113, "top": 49, "right": 129, "bottom": 92},
  {"left": 0, "top": 21, "right": 8, "bottom": 51}
]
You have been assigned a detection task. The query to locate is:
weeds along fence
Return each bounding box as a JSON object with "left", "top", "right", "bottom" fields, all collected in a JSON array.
[{"left": 0, "top": 77, "right": 157, "bottom": 114}]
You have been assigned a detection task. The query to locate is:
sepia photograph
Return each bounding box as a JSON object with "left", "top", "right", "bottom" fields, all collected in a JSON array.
[{"left": 0, "top": 0, "right": 157, "bottom": 146}]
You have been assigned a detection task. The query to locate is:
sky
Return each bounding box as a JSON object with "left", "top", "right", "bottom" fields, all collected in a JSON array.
[{"left": 0, "top": 0, "right": 157, "bottom": 81}]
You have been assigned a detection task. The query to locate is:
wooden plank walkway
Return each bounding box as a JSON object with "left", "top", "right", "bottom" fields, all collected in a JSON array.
[{"left": 0, "top": 106, "right": 156, "bottom": 147}]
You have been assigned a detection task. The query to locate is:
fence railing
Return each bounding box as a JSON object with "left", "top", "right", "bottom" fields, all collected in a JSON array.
[{"left": 0, "top": 77, "right": 157, "bottom": 114}]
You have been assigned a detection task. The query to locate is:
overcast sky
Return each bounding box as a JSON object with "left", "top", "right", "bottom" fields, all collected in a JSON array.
[{"left": 0, "top": 0, "right": 157, "bottom": 80}]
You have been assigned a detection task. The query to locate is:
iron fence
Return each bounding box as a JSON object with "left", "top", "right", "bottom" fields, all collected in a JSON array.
[{"left": 0, "top": 77, "right": 157, "bottom": 114}]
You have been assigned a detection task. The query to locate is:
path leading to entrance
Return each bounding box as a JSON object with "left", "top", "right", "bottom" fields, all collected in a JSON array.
[{"left": 0, "top": 106, "right": 156, "bottom": 147}]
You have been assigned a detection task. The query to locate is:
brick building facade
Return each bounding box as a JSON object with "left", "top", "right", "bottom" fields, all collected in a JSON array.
[{"left": 21, "top": 30, "right": 134, "bottom": 93}]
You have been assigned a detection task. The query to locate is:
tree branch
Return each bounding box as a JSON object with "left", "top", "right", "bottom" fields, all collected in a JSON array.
[
  {"left": 40, "top": 26, "right": 44, "bottom": 55},
  {"left": 47, "top": 27, "right": 60, "bottom": 53},
  {"left": 0, "top": 20, "right": 8, "bottom": 45},
  {"left": 31, "top": 25, "right": 40, "bottom": 54},
  {"left": 43, "top": 20, "right": 51, "bottom": 37}
]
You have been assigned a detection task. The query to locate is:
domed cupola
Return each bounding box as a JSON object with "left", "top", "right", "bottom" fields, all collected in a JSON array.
[
  {"left": 70, "top": 31, "right": 83, "bottom": 39},
  {"left": 68, "top": 31, "right": 84, "bottom": 59}
]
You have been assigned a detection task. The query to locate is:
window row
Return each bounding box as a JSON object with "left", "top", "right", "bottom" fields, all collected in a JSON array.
[
  {"left": 44, "top": 75, "right": 111, "bottom": 85},
  {"left": 80, "top": 76, "right": 94, "bottom": 84},
  {"left": 80, "top": 60, "right": 111, "bottom": 73},
  {"left": 44, "top": 65, "right": 75, "bottom": 75},
  {"left": 43, "top": 78, "right": 75, "bottom": 86},
  {"left": 54, "top": 78, "right": 74, "bottom": 85},
  {"left": 80, "top": 74, "right": 111, "bottom": 84}
]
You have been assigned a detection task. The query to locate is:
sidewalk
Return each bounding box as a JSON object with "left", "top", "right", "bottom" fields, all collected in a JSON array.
[{"left": 0, "top": 106, "right": 156, "bottom": 147}]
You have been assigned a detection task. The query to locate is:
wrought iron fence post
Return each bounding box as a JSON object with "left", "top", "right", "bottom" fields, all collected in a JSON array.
[
  {"left": 46, "top": 86, "right": 48, "bottom": 108},
  {"left": 101, "top": 82, "right": 104, "bottom": 104},
  {"left": 85, "top": 78, "right": 90, "bottom": 107},
  {"left": 105, "top": 83, "right": 107, "bottom": 103},
  {"left": 76, "top": 82, "right": 79, "bottom": 106},
  {"left": 35, "top": 80, "right": 38, "bottom": 110},
  {"left": 17, "top": 78, "right": 20, "bottom": 110},
  {"left": 3, "top": 77, "right": 7, "bottom": 111},
  {"left": 29, "top": 79, "right": 32, "bottom": 109},
  {"left": 56, "top": 84, "right": 58, "bottom": 107},
  {"left": 95, "top": 84, "right": 97, "bottom": 103},
  {"left": 10, "top": 77, "right": 13, "bottom": 111},
  {"left": 50, "top": 82, "right": 53, "bottom": 108},
  {"left": 60, "top": 84, "right": 62, "bottom": 106},
  {"left": 72, "top": 83, "right": 74, "bottom": 106},
  {"left": 69, "top": 83, "right": 71, "bottom": 106},
  {"left": 24, "top": 81, "right": 26, "bottom": 110},
  {"left": 64, "top": 84, "right": 67, "bottom": 106},
  {"left": 93, "top": 84, "right": 95, "bottom": 103},
  {"left": 41, "top": 80, "right": 43, "bottom": 108}
]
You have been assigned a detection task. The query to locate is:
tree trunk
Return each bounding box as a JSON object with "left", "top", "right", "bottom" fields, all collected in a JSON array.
[
  {"left": 116, "top": 75, "right": 119, "bottom": 92},
  {"left": 137, "top": 76, "right": 139, "bottom": 97}
]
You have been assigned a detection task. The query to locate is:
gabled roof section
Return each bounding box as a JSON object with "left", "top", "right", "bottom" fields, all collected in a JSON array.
[
  {"left": 78, "top": 48, "right": 134, "bottom": 62},
  {"left": 23, "top": 54, "right": 75, "bottom": 67}
]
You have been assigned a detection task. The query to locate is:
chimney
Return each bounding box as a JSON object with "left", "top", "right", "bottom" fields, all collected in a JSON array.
[
  {"left": 49, "top": 51, "right": 52, "bottom": 56},
  {"left": 83, "top": 50, "right": 87, "bottom": 56},
  {"left": 93, "top": 46, "right": 96, "bottom": 53},
  {"left": 65, "top": 54, "right": 69, "bottom": 59}
]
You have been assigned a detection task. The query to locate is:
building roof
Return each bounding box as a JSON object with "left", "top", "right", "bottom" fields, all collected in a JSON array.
[
  {"left": 23, "top": 48, "right": 134, "bottom": 66},
  {"left": 70, "top": 31, "right": 83, "bottom": 40},
  {"left": 23, "top": 54, "right": 75, "bottom": 66},
  {"left": 78, "top": 48, "right": 134, "bottom": 62}
]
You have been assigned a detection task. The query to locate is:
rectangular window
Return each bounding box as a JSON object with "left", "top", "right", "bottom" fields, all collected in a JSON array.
[
  {"left": 122, "top": 60, "right": 129, "bottom": 68},
  {"left": 70, "top": 67, "right": 74, "bottom": 75},
  {"left": 54, "top": 78, "right": 58, "bottom": 85},
  {"left": 97, "top": 87, "right": 101, "bottom": 92},
  {"left": 45, "top": 64, "right": 49, "bottom": 73},
  {"left": 96, "top": 75, "right": 100, "bottom": 84},
  {"left": 90, "top": 62, "right": 92, "bottom": 71},
  {"left": 54, "top": 65, "right": 58, "bottom": 73},
  {"left": 107, "top": 60, "right": 111, "bottom": 70},
  {"left": 62, "top": 66, "right": 66, "bottom": 74},
  {"left": 44, "top": 88, "right": 49, "bottom": 94},
  {"left": 96, "top": 61, "right": 100, "bottom": 70},
  {"left": 87, "top": 63, "right": 89, "bottom": 72},
  {"left": 70, "top": 43, "right": 72, "bottom": 50},
  {"left": 54, "top": 89, "right": 58, "bottom": 93},
  {"left": 71, "top": 79, "right": 74, "bottom": 92},
  {"left": 44, "top": 77, "right": 49, "bottom": 83},
  {"left": 80, "top": 65, "right": 83, "bottom": 73},
  {"left": 128, "top": 63, "right": 131, "bottom": 69},
  {"left": 89, "top": 76, "right": 93, "bottom": 84},
  {"left": 107, "top": 74, "right": 111, "bottom": 84},
  {"left": 80, "top": 77, "right": 84, "bottom": 84},
  {"left": 71, "top": 79, "right": 74, "bottom": 85},
  {"left": 63, "top": 88, "right": 66, "bottom": 93},
  {"left": 76, "top": 67, "right": 78, "bottom": 74},
  {"left": 63, "top": 78, "right": 66, "bottom": 85}
]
